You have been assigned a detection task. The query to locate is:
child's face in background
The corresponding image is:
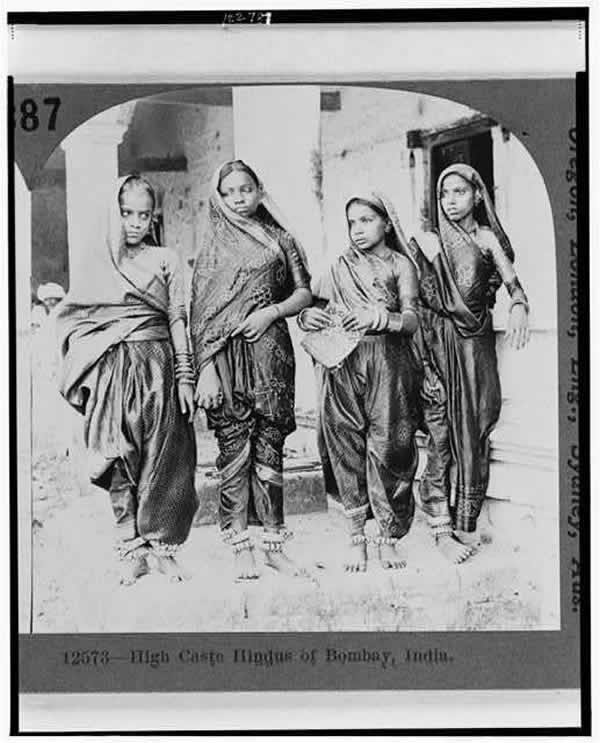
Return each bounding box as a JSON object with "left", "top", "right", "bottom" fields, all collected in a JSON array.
[
  {"left": 347, "top": 202, "right": 388, "bottom": 252},
  {"left": 120, "top": 188, "right": 153, "bottom": 246},
  {"left": 219, "top": 171, "right": 262, "bottom": 218},
  {"left": 440, "top": 174, "right": 476, "bottom": 223}
]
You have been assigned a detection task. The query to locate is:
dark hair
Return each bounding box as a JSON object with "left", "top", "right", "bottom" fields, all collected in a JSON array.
[
  {"left": 218, "top": 160, "right": 260, "bottom": 191},
  {"left": 346, "top": 197, "right": 403, "bottom": 251},
  {"left": 345, "top": 197, "right": 388, "bottom": 221},
  {"left": 118, "top": 174, "right": 156, "bottom": 211}
]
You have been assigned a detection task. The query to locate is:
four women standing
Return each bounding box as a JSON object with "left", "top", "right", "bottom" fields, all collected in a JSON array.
[{"left": 58, "top": 160, "right": 529, "bottom": 585}]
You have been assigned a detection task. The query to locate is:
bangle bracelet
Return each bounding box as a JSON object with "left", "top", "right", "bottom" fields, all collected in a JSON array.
[
  {"left": 297, "top": 308, "right": 309, "bottom": 330},
  {"left": 371, "top": 307, "right": 380, "bottom": 330},
  {"left": 509, "top": 296, "right": 529, "bottom": 314},
  {"left": 379, "top": 307, "right": 390, "bottom": 331}
]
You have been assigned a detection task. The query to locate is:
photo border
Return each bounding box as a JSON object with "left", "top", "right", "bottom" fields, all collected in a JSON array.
[{"left": 7, "top": 6, "right": 591, "bottom": 735}]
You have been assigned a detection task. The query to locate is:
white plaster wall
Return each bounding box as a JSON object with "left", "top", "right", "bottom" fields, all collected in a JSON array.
[{"left": 144, "top": 102, "right": 234, "bottom": 296}]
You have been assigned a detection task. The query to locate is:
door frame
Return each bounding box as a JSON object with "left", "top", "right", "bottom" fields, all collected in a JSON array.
[{"left": 406, "top": 113, "right": 506, "bottom": 231}]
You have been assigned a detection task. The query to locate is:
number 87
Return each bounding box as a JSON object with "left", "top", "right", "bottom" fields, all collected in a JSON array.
[{"left": 17, "top": 97, "right": 61, "bottom": 132}]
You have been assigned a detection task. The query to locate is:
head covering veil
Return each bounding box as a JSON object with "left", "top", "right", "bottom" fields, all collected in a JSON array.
[
  {"left": 411, "top": 163, "right": 515, "bottom": 337},
  {"left": 56, "top": 174, "right": 170, "bottom": 408},
  {"left": 313, "top": 189, "right": 418, "bottom": 308},
  {"left": 190, "top": 160, "right": 309, "bottom": 369},
  {"left": 436, "top": 163, "right": 514, "bottom": 264}
]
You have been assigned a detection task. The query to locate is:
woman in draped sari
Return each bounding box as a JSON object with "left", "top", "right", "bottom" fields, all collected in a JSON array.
[
  {"left": 190, "top": 160, "right": 312, "bottom": 582},
  {"left": 412, "top": 163, "right": 530, "bottom": 564},
  {"left": 56, "top": 175, "right": 197, "bottom": 585},
  {"left": 299, "top": 192, "right": 422, "bottom": 573}
]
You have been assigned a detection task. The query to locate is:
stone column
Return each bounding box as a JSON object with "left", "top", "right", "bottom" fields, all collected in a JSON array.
[
  {"left": 232, "top": 86, "right": 325, "bottom": 275},
  {"left": 60, "top": 102, "right": 135, "bottom": 497},
  {"left": 61, "top": 102, "right": 135, "bottom": 290},
  {"left": 232, "top": 87, "right": 324, "bottom": 416},
  {"left": 15, "top": 166, "right": 32, "bottom": 632}
]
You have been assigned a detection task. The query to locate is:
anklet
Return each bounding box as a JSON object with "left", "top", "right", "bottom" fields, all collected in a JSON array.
[
  {"left": 433, "top": 527, "right": 454, "bottom": 542},
  {"left": 261, "top": 533, "right": 283, "bottom": 553},
  {"left": 224, "top": 530, "right": 253, "bottom": 553},
  {"left": 232, "top": 538, "right": 253, "bottom": 555},
  {"left": 372, "top": 535, "right": 399, "bottom": 546},
  {"left": 149, "top": 540, "right": 180, "bottom": 558},
  {"left": 114, "top": 545, "right": 145, "bottom": 561}
]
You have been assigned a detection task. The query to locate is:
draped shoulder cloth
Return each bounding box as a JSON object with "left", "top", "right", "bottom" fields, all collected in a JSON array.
[
  {"left": 410, "top": 163, "right": 517, "bottom": 336},
  {"left": 189, "top": 161, "right": 309, "bottom": 371},
  {"left": 56, "top": 175, "right": 178, "bottom": 410},
  {"left": 313, "top": 189, "right": 420, "bottom": 308}
]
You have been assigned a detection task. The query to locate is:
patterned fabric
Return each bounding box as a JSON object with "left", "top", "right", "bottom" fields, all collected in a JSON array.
[
  {"left": 56, "top": 175, "right": 197, "bottom": 548},
  {"left": 412, "top": 164, "right": 527, "bottom": 532},
  {"left": 319, "top": 335, "right": 421, "bottom": 538},
  {"left": 189, "top": 162, "right": 309, "bottom": 372},
  {"left": 212, "top": 414, "right": 285, "bottom": 534},
  {"left": 189, "top": 161, "right": 310, "bottom": 535},
  {"left": 312, "top": 191, "right": 422, "bottom": 538},
  {"left": 91, "top": 340, "right": 197, "bottom": 546}
]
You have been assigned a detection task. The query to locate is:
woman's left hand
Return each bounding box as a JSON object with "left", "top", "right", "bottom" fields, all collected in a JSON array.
[
  {"left": 233, "top": 307, "right": 278, "bottom": 343},
  {"left": 341, "top": 307, "right": 376, "bottom": 333},
  {"left": 178, "top": 382, "right": 196, "bottom": 422},
  {"left": 506, "top": 304, "right": 530, "bottom": 350}
]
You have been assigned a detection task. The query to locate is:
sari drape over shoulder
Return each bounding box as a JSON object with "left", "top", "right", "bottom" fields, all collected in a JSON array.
[
  {"left": 412, "top": 163, "right": 527, "bottom": 533},
  {"left": 56, "top": 176, "right": 197, "bottom": 549},
  {"left": 189, "top": 162, "right": 310, "bottom": 536},
  {"left": 313, "top": 191, "right": 422, "bottom": 539}
]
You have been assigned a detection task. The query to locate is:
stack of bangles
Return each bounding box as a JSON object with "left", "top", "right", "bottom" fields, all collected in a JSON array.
[
  {"left": 174, "top": 351, "right": 195, "bottom": 385},
  {"left": 371, "top": 306, "right": 390, "bottom": 332}
]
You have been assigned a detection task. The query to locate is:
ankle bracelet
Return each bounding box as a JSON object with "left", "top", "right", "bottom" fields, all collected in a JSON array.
[{"left": 372, "top": 535, "right": 399, "bottom": 546}]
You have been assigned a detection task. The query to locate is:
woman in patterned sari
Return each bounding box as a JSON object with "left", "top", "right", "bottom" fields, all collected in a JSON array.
[
  {"left": 412, "top": 163, "right": 530, "bottom": 564},
  {"left": 57, "top": 175, "right": 198, "bottom": 585},
  {"left": 190, "top": 160, "right": 312, "bottom": 582},
  {"left": 299, "top": 192, "right": 422, "bottom": 573}
]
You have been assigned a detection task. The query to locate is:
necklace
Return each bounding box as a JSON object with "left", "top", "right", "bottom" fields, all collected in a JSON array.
[{"left": 125, "top": 243, "right": 147, "bottom": 258}]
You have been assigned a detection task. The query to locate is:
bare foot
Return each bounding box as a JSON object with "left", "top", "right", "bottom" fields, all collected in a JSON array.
[
  {"left": 154, "top": 554, "right": 190, "bottom": 583},
  {"left": 378, "top": 542, "right": 407, "bottom": 570},
  {"left": 233, "top": 547, "right": 260, "bottom": 582},
  {"left": 342, "top": 541, "right": 367, "bottom": 573},
  {"left": 435, "top": 534, "right": 473, "bottom": 564},
  {"left": 264, "top": 549, "right": 311, "bottom": 578},
  {"left": 118, "top": 552, "right": 149, "bottom": 586}
]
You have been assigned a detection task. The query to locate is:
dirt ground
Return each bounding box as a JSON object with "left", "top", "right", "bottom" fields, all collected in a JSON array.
[{"left": 31, "top": 446, "right": 559, "bottom": 634}]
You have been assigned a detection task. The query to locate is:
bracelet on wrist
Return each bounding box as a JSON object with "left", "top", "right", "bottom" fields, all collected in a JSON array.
[
  {"left": 371, "top": 307, "right": 380, "bottom": 330},
  {"left": 378, "top": 307, "right": 390, "bottom": 331},
  {"left": 297, "top": 308, "right": 309, "bottom": 330},
  {"left": 509, "top": 296, "right": 529, "bottom": 314}
]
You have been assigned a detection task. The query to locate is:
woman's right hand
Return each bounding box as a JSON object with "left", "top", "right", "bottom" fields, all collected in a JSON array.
[
  {"left": 300, "top": 307, "right": 332, "bottom": 331},
  {"left": 194, "top": 363, "right": 223, "bottom": 410}
]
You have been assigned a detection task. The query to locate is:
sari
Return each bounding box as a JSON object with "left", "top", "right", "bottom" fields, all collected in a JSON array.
[
  {"left": 412, "top": 163, "right": 529, "bottom": 534},
  {"left": 189, "top": 163, "right": 310, "bottom": 539},
  {"left": 56, "top": 176, "right": 197, "bottom": 555},
  {"left": 312, "top": 192, "right": 422, "bottom": 539}
]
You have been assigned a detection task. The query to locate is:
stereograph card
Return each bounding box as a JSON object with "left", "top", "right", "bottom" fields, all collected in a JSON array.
[{"left": 7, "top": 6, "right": 590, "bottom": 734}]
